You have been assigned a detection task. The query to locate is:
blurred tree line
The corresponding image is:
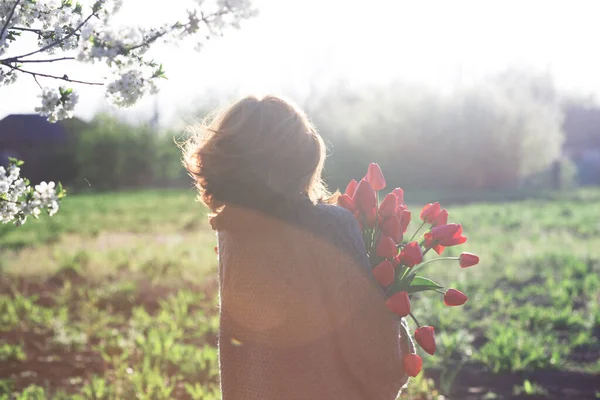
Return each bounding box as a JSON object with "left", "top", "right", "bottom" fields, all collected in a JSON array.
[
  {"left": 308, "top": 70, "right": 572, "bottom": 193},
  {"left": 33, "top": 69, "right": 587, "bottom": 197},
  {"left": 42, "top": 115, "right": 189, "bottom": 192}
]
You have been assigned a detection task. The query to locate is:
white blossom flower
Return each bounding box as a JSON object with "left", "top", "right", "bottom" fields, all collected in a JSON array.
[
  {"left": 34, "top": 87, "right": 78, "bottom": 123},
  {"left": 0, "top": 162, "right": 63, "bottom": 225},
  {"left": 106, "top": 69, "right": 155, "bottom": 106}
]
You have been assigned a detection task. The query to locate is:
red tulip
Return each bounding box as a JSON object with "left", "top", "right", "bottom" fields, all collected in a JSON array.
[
  {"left": 376, "top": 236, "right": 397, "bottom": 259},
  {"left": 337, "top": 194, "right": 355, "bottom": 212},
  {"left": 444, "top": 288, "right": 468, "bottom": 306},
  {"left": 420, "top": 202, "right": 441, "bottom": 224},
  {"left": 403, "top": 353, "right": 422, "bottom": 377},
  {"left": 364, "top": 163, "right": 386, "bottom": 191},
  {"left": 353, "top": 179, "right": 377, "bottom": 213},
  {"left": 392, "top": 187, "right": 404, "bottom": 204},
  {"left": 381, "top": 216, "right": 403, "bottom": 243},
  {"left": 424, "top": 224, "right": 467, "bottom": 247},
  {"left": 365, "top": 207, "right": 377, "bottom": 228},
  {"left": 415, "top": 326, "right": 436, "bottom": 355},
  {"left": 372, "top": 260, "right": 395, "bottom": 287},
  {"left": 431, "top": 208, "right": 448, "bottom": 227},
  {"left": 378, "top": 193, "right": 398, "bottom": 217},
  {"left": 345, "top": 179, "right": 358, "bottom": 197},
  {"left": 432, "top": 244, "right": 445, "bottom": 255},
  {"left": 386, "top": 291, "right": 410, "bottom": 317},
  {"left": 396, "top": 206, "right": 411, "bottom": 233},
  {"left": 398, "top": 241, "right": 423, "bottom": 267},
  {"left": 459, "top": 252, "right": 479, "bottom": 268}
]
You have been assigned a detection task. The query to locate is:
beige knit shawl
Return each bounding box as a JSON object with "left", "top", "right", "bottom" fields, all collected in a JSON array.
[{"left": 215, "top": 202, "right": 413, "bottom": 400}]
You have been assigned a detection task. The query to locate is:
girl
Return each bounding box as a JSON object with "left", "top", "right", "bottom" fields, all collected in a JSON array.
[{"left": 183, "top": 95, "right": 413, "bottom": 400}]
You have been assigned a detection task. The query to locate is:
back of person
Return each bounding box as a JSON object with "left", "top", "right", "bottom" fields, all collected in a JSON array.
[{"left": 183, "top": 95, "right": 413, "bottom": 399}]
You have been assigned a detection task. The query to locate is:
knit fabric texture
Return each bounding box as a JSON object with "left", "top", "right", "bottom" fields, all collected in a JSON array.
[{"left": 214, "top": 201, "right": 414, "bottom": 400}]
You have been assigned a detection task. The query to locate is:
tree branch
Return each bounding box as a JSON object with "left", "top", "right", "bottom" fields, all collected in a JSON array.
[
  {"left": 2, "top": 56, "right": 76, "bottom": 64},
  {"left": 9, "top": 65, "right": 103, "bottom": 86},
  {"left": 0, "top": 0, "right": 22, "bottom": 43},
  {"left": 10, "top": 26, "right": 41, "bottom": 34},
  {"left": 125, "top": 9, "right": 229, "bottom": 54},
  {"left": 2, "top": 10, "right": 97, "bottom": 63}
]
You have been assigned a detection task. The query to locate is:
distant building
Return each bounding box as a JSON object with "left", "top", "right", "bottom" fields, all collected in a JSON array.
[
  {"left": 563, "top": 104, "right": 600, "bottom": 185},
  {"left": 0, "top": 114, "right": 87, "bottom": 185}
]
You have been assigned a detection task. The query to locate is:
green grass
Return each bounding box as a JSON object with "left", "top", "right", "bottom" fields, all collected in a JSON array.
[{"left": 1, "top": 188, "right": 600, "bottom": 399}]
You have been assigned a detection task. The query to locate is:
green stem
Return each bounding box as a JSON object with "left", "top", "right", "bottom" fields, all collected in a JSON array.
[
  {"left": 411, "top": 256, "right": 458, "bottom": 274},
  {"left": 407, "top": 221, "right": 427, "bottom": 244},
  {"left": 409, "top": 312, "right": 421, "bottom": 327}
]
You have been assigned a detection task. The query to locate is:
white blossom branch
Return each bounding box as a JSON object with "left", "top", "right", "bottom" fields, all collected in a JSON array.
[
  {"left": 9, "top": 26, "right": 41, "bottom": 34},
  {"left": 1, "top": 10, "right": 98, "bottom": 63},
  {"left": 8, "top": 64, "right": 104, "bottom": 86},
  {"left": 0, "top": 0, "right": 22, "bottom": 42},
  {"left": 2, "top": 56, "right": 76, "bottom": 64}
]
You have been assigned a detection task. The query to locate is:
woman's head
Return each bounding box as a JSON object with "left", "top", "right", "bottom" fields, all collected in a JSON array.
[{"left": 183, "top": 95, "right": 332, "bottom": 215}]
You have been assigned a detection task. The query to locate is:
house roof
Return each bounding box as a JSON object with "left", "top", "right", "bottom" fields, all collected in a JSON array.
[
  {"left": 0, "top": 114, "right": 73, "bottom": 142},
  {"left": 563, "top": 105, "right": 600, "bottom": 150}
]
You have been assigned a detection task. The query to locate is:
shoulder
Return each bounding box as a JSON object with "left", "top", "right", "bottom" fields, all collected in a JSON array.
[
  {"left": 315, "top": 202, "right": 358, "bottom": 227},
  {"left": 312, "top": 203, "right": 364, "bottom": 247}
]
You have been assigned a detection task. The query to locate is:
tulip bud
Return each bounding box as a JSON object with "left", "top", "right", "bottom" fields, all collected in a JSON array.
[
  {"left": 386, "top": 291, "right": 410, "bottom": 317},
  {"left": 392, "top": 187, "right": 404, "bottom": 204},
  {"left": 366, "top": 207, "right": 377, "bottom": 228},
  {"left": 403, "top": 353, "right": 422, "bottom": 377},
  {"left": 415, "top": 326, "right": 436, "bottom": 355},
  {"left": 431, "top": 208, "right": 448, "bottom": 227},
  {"left": 372, "top": 260, "right": 395, "bottom": 287},
  {"left": 376, "top": 236, "right": 397, "bottom": 259},
  {"left": 345, "top": 179, "right": 358, "bottom": 197},
  {"left": 398, "top": 241, "right": 423, "bottom": 267},
  {"left": 364, "top": 163, "right": 386, "bottom": 191},
  {"left": 337, "top": 194, "right": 355, "bottom": 212},
  {"left": 459, "top": 252, "right": 479, "bottom": 268},
  {"left": 398, "top": 208, "right": 411, "bottom": 233},
  {"left": 420, "top": 202, "right": 441, "bottom": 224},
  {"left": 353, "top": 179, "right": 377, "bottom": 213},
  {"left": 381, "top": 215, "right": 403, "bottom": 243},
  {"left": 378, "top": 193, "right": 398, "bottom": 217},
  {"left": 444, "top": 288, "right": 468, "bottom": 306}
]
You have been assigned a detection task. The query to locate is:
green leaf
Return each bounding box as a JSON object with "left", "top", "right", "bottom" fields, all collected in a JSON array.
[
  {"left": 391, "top": 273, "right": 415, "bottom": 292},
  {"left": 407, "top": 276, "right": 443, "bottom": 294},
  {"left": 411, "top": 276, "right": 443, "bottom": 288},
  {"left": 8, "top": 157, "right": 24, "bottom": 166}
]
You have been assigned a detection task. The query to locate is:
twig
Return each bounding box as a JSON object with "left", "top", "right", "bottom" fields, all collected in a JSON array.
[
  {"left": 9, "top": 65, "right": 103, "bottom": 86},
  {"left": 32, "top": 74, "right": 42, "bottom": 89},
  {"left": 3, "top": 56, "right": 75, "bottom": 64},
  {"left": 9, "top": 26, "right": 41, "bottom": 34},
  {"left": 125, "top": 9, "right": 228, "bottom": 53},
  {"left": 0, "top": 0, "right": 22, "bottom": 43}
]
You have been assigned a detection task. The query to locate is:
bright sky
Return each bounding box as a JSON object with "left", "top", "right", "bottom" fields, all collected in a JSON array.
[{"left": 2, "top": 0, "right": 600, "bottom": 126}]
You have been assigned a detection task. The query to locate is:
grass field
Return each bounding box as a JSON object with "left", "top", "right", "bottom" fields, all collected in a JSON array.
[{"left": 1, "top": 188, "right": 600, "bottom": 399}]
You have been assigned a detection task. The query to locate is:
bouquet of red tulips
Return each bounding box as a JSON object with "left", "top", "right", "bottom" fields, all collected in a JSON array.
[{"left": 338, "top": 163, "right": 480, "bottom": 378}]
